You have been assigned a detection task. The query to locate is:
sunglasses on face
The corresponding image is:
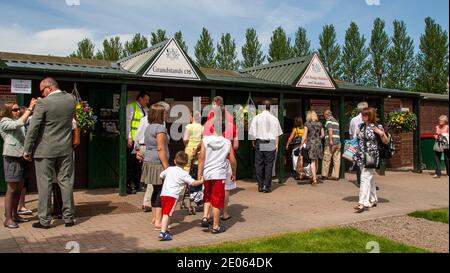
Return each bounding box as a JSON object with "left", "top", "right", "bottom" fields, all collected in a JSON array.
[{"left": 11, "top": 108, "right": 20, "bottom": 112}]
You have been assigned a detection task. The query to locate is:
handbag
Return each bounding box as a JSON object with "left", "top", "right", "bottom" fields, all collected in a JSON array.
[
  {"left": 72, "top": 126, "right": 81, "bottom": 147},
  {"left": 433, "top": 135, "right": 449, "bottom": 152},
  {"left": 363, "top": 126, "right": 378, "bottom": 169},
  {"left": 343, "top": 139, "right": 357, "bottom": 162}
]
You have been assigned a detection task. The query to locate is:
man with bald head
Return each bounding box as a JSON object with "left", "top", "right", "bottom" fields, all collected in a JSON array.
[{"left": 24, "top": 77, "right": 77, "bottom": 229}]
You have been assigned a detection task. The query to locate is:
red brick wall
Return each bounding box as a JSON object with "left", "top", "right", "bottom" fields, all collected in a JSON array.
[
  {"left": 384, "top": 98, "right": 414, "bottom": 169},
  {"left": 420, "top": 100, "right": 449, "bottom": 135}
]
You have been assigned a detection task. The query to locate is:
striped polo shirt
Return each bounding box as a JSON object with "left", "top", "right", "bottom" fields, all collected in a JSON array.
[{"left": 325, "top": 116, "right": 340, "bottom": 145}]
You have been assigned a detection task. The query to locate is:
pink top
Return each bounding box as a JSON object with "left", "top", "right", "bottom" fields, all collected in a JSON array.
[{"left": 436, "top": 125, "right": 449, "bottom": 135}]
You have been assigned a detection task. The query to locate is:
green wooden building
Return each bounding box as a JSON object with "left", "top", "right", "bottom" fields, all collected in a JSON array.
[{"left": 0, "top": 38, "right": 445, "bottom": 195}]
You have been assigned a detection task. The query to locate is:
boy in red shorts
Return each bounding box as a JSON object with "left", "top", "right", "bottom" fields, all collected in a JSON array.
[
  {"left": 159, "top": 151, "right": 203, "bottom": 241},
  {"left": 198, "top": 114, "right": 237, "bottom": 234}
]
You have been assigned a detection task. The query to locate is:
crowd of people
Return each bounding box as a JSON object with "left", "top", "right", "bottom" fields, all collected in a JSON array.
[{"left": 1, "top": 77, "right": 448, "bottom": 238}]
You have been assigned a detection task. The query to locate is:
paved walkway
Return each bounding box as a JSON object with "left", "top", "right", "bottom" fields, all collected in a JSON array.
[{"left": 0, "top": 171, "right": 448, "bottom": 253}]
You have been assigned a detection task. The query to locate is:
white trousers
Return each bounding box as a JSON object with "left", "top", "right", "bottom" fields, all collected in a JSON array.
[
  {"left": 358, "top": 167, "right": 378, "bottom": 207},
  {"left": 142, "top": 184, "right": 153, "bottom": 207}
]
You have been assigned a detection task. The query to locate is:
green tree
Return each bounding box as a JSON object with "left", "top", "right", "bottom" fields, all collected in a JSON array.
[
  {"left": 194, "top": 27, "right": 216, "bottom": 68},
  {"left": 293, "top": 27, "right": 311, "bottom": 57},
  {"left": 151, "top": 29, "right": 168, "bottom": 46},
  {"left": 341, "top": 22, "right": 370, "bottom": 85},
  {"left": 216, "top": 33, "right": 239, "bottom": 70},
  {"left": 69, "top": 38, "right": 95, "bottom": 59},
  {"left": 369, "top": 18, "right": 390, "bottom": 87},
  {"left": 318, "top": 24, "right": 341, "bottom": 79},
  {"left": 174, "top": 31, "right": 188, "bottom": 53},
  {"left": 123, "top": 33, "right": 148, "bottom": 57},
  {"left": 385, "top": 20, "right": 416, "bottom": 90},
  {"left": 96, "top": 36, "right": 123, "bottom": 61},
  {"left": 414, "top": 17, "right": 449, "bottom": 94},
  {"left": 268, "top": 26, "right": 292, "bottom": 63},
  {"left": 241, "top": 28, "right": 265, "bottom": 68}
]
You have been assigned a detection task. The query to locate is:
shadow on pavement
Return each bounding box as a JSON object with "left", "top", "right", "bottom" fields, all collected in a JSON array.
[{"left": 342, "top": 196, "right": 390, "bottom": 203}]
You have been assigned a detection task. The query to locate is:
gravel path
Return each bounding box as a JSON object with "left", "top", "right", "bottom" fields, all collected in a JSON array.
[{"left": 344, "top": 215, "right": 449, "bottom": 253}]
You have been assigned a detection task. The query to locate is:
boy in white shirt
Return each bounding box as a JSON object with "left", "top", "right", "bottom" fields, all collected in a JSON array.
[
  {"left": 159, "top": 151, "right": 203, "bottom": 241},
  {"left": 198, "top": 115, "right": 237, "bottom": 234}
]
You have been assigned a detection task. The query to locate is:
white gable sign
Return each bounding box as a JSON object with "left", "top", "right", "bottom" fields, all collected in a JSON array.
[
  {"left": 143, "top": 38, "right": 200, "bottom": 80},
  {"left": 296, "top": 54, "right": 335, "bottom": 89}
]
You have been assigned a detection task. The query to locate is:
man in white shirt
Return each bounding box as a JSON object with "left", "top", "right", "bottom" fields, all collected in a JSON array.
[
  {"left": 349, "top": 101, "right": 368, "bottom": 186},
  {"left": 248, "top": 99, "right": 283, "bottom": 193}
]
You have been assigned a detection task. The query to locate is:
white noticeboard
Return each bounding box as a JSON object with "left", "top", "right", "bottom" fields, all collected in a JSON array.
[{"left": 11, "top": 79, "right": 32, "bottom": 94}]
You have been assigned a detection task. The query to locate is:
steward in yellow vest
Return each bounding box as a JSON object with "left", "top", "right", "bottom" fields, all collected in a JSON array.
[{"left": 126, "top": 91, "right": 150, "bottom": 194}]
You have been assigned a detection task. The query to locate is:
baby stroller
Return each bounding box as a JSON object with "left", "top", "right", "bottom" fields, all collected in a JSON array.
[{"left": 180, "top": 159, "right": 204, "bottom": 215}]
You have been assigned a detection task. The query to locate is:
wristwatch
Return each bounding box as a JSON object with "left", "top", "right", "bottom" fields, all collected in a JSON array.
[{"left": 26, "top": 108, "right": 33, "bottom": 112}]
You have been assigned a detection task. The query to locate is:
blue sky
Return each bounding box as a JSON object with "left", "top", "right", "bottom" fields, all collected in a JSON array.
[{"left": 0, "top": 0, "right": 448, "bottom": 59}]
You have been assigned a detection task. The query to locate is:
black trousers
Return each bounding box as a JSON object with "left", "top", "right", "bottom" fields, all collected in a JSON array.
[
  {"left": 435, "top": 149, "right": 450, "bottom": 176},
  {"left": 151, "top": 185, "right": 163, "bottom": 208},
  {"left": 255, "top": 140, "right": 277, "bottom": 189},
  {"left": 127, "top": 146, "right": 142, "bottom": 190}
]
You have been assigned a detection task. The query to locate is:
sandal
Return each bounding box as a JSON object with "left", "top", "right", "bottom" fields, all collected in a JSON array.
[
  {"left": 354, "top": 206, "right": 367, "bottom": 213},
  {"left": 17, "top": 209, "right": 33, "bottom": 215},
  {"left": 4, "top": 222, "right": 19, "bottom": 229},
  {"left": 200, "top": 217, "right": 210, "bottom": 228},
  {"left": 211, "top": 225, "right": 226, "bottom": 234},
  {"left": 311, "top": 179, "right": 318, "bottom": 186}
]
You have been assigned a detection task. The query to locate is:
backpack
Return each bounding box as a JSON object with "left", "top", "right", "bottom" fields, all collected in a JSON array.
[{"left": 379, "top": 132, "right": 395, "bottom": 159}]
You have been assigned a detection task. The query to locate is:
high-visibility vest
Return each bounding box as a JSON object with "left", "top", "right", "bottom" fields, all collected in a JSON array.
[{"left": 129, "top": 101, "right": 144, "bottom": 141}]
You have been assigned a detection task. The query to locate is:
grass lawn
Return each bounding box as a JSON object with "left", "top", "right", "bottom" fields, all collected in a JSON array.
[
  {"left": 408, "top": 208, "right": 449, "bottom": 224},
  {"left": 158, "top": 227, "right": 429, "bottom": 253}
]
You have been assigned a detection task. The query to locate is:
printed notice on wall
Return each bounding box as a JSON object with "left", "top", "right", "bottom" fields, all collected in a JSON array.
[{"left": 11, "top": 79, "right": 32, "bottom": 94}]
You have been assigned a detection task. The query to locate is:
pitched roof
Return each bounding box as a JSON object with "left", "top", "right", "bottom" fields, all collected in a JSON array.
[
  {"left": 117, "top": 40, "right": 167, "bottom": 73},
  {"left": 239, "top": 55, "right": 314, "bottom": 85},
  {"left": 0, "top": 51, "right": 126, "bottom": 75}
]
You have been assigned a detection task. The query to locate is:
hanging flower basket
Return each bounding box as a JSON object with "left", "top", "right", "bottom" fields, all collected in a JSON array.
[
  {"left": 76, "top": 99, "right": 97, "bottom": 133},
  {"left": 235, "top": 93, "right": 256, "bottom": 132},
  {"left": 386, "top": 110, "right": 417, "bottom": 133},
  {"left": 72, "top": 83, "right": 97, "bottom": 134}
]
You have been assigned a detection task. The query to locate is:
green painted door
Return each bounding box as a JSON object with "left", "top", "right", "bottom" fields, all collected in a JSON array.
[{"left": 88, "top": 88, "right": 120, "bottom": 188}]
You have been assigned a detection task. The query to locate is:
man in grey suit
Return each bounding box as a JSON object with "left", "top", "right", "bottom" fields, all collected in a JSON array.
[{"left": 24, "top": 77, "right": 77, "bottom": 229}]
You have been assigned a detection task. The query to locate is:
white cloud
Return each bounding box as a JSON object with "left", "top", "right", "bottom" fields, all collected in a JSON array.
[
  {"left": 0, "top": 24, "right": 94, "bottom": 56},
  {"left": 258, "top": 1, "right": 338, "bottom": 46}
]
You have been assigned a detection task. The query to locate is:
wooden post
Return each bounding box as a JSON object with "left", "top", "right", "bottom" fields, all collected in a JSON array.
[
  {"left": 119, "top": 84, "right": 127, "bottom": 196},
  {"left": 339, "top": 96, "right": 346, "bottom": 179},
  {"left": 413, "top": 97, "right": 422, "bottom": 173},
  {"left": 278, "top": 92, "right": 285, "bottom": 184},
  {"left": 16, "top": 94, "right": 25, "bottom": 106},
  {"left": 379, "top": 97, "right": 386, "bottom": 176}
]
